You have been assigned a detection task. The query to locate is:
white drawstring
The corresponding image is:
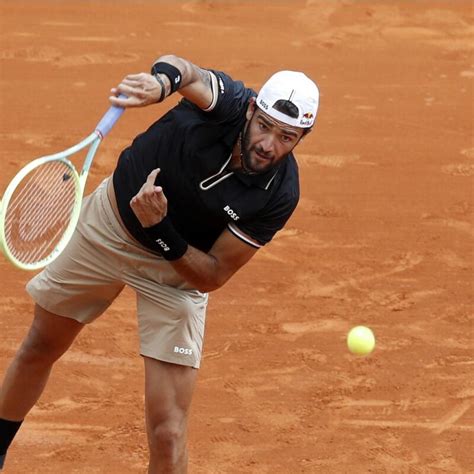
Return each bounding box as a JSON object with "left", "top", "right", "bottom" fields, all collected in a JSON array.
[{"left": 199, "top": 153, "right": 234, "bottom": 191}]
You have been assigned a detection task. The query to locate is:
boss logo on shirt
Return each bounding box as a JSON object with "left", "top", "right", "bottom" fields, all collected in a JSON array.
[
  {"left": 155, "top": 238, "right": 170, "bottom": 251},
  {"left": 224, "top": 205, "right": 240, "bottom": 221}
]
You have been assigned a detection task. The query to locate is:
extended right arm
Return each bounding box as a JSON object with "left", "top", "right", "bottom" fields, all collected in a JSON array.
[{"left": 109, "top": 54, "right": 216, "bottom": 110}]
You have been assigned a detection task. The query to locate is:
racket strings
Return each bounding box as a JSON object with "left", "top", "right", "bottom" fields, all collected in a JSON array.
[
  {"left": 4, "top": 161, "right": 78, "bottom": 264},
  {"left": 10, "top": 165, "right": 69, "bottom": 240}
]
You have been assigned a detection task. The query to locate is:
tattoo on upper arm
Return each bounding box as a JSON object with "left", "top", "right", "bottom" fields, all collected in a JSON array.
[
  {"left": 196, "top": 68, "right": 218, "bottom": 111},
  {"left": 196, "top": 67, "right": 212, "bottom": 90}
]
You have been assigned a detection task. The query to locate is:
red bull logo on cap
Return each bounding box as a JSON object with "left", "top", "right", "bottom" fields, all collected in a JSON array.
[{"left": 303, "top": 112, "right": 314, "bottom": 119}]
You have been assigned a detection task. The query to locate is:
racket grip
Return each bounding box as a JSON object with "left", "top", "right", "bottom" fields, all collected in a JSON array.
[{"left": 95, "top": 94, "right": 127, "bottom": 138}]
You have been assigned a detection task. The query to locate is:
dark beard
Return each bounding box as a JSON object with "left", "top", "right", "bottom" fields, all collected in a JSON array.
[{"left": 239, "top": 120, "right": 277, "bottom": 175}]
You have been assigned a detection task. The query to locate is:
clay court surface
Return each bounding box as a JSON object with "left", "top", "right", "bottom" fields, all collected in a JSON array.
[{"left": 0, "top": 1, "right": 473, "bottom": 472}]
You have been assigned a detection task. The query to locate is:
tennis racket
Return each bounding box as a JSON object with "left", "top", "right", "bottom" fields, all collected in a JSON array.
[{"left": 0, "top": 95, "right": 126, "bottom": 271}]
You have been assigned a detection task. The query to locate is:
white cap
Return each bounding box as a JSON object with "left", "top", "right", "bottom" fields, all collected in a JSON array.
[{"left": 256, "top": 70, "right": 319, "bottom": 128}]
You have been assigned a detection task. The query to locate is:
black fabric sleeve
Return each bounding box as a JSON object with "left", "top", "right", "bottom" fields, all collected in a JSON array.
[
  {"left": 181, "top": 69, "right": 254, "bottom": 124},
  {"left": 229, "top": 191, "right": 300, "bottom": 247}
]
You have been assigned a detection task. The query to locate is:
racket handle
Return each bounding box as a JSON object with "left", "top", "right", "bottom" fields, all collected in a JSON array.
[{"left": 95, "top": 94, "right": 127, "bottom": 138}]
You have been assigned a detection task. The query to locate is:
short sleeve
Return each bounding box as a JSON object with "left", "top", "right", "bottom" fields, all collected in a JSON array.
[
  {"left": 228, "top": 190, "right": 299, "bottom": 248},
  {"left": 193, "top": 69, "right": 254, "bottom": 123}
]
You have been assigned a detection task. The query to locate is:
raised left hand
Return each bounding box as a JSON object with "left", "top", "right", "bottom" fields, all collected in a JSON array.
[{"left": 130, "top": 168, "right": 168, "bottom": 227}]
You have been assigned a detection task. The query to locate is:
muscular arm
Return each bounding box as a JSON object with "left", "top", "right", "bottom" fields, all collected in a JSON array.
[
  {"left": 170, "top": 229, "right": 259, "bottom": 293},
  {"left": 109, "top": 54, "right": 215, "bottom": 110},
  {"left": 154, "top": 54, "right": 214, "bottom": 109}
]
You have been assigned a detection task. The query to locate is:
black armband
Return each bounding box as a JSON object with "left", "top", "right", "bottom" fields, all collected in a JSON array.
[
  {"left": 151, "top": 62, "right": 182, "bottom": 93},
  {"left": 143, "top": 216, "right": 188, "bottom": 261}
]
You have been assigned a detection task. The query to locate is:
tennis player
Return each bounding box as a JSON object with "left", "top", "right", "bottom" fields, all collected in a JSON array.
[{"left": 0, "top": 54, "right": 319, "bottom": 472}]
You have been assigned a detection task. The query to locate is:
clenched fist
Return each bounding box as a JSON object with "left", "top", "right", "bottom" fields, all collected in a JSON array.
[{"left": 130, "top": 168, "right": 167, "bottom": 228}]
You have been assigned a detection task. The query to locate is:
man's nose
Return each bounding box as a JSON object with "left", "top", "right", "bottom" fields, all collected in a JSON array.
[{"left": 260, "top": 134, "right": 276, "bottom": 153}]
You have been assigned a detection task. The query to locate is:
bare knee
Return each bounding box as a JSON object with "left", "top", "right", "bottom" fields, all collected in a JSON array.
[
  {"left": 148, "top": 416, "right": 188, "bottom": 465},
  {"left": 17, "top": 332, "right": 60, "bottom": 368},
  {"left": 144, "top": 359, "right": 196, "bottom": 470}
]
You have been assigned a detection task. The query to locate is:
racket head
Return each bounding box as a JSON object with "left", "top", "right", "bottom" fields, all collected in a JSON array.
[{"left": 0, "top": 156, "right": 83, "bottom": 270}]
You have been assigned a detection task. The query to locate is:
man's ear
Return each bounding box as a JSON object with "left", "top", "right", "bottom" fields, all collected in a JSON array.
[
  {"left": 301, "top": 127, "right": 312, "bottom": 140},
  {"left": 246, "top": 97, "right": 256, "bottom": 120}
]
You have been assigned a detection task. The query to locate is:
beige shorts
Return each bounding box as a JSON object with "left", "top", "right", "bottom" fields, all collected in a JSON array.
[{"left": 26, "top": 179, "right": 208, "bottom": 368}]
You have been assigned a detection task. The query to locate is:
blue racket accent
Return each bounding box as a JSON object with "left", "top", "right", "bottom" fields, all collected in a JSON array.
[{"left": 95, "top": 94, "right": 127, "bottom": 138}]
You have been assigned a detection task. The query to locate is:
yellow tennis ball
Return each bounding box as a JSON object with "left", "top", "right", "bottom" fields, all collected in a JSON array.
[{"left": 347, "top": 326, "right": 375, "bottom": 355}]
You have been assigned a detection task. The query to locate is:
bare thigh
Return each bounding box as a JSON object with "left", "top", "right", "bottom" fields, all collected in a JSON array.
[{"left": 144, "top": 357, "right": 198, "bottom": 427}]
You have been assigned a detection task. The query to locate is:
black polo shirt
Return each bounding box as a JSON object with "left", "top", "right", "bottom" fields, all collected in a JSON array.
[{"left": 112, "top": 69, "right": 300, "bottom": 254}]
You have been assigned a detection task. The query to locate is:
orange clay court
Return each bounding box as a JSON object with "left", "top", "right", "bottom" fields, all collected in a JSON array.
[{"left": 0, "top": 1, "right": 472, "bottom": 472}]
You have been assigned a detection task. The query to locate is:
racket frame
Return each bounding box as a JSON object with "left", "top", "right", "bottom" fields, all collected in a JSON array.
[
  {"left": 0, "top": 95, "right": 125, "bottom": 270},
  {"left": 0, "top": 132, "right": 101, "bottom": 270}
]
